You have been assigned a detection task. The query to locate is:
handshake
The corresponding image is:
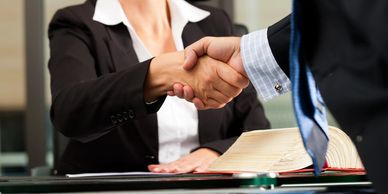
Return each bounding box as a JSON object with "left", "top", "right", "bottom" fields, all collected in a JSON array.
[{"left": 145, "top": 36, "right": 248, "bottom": 110}]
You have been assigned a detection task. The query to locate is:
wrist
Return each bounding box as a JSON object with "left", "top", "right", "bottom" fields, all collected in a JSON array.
[{"left": 144, "top": 52, "right": 185, "bottom": 102}]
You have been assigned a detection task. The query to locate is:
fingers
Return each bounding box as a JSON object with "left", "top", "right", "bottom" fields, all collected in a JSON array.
[
  {"left": 148, "top": 161, "right": 200, "bottom": 173},
  {"left": 170, "top": 82, "right": 233, "bottom": 109},
  {"left": 182, "top": 85, "right": 194, "bottom": 101},
  {"left": 183, "top": 49, "right": 199, "bottom": 71},
  {"left": 173, "top": 83, "right": 184, "bottom": 98},
  {"left": 216, "top": 64, "right": 249, "bottom": 89},
  {"left": 192, "top": 97, "right": 206, "bottom": 110},
  {"left": 170, "top": 84, "right": 227, "bottom": 110},
  {"left": 168, "top": 84, "right": 194, "bottom": 101},
  {"left": 192, "top": 98, "right": 226, "bottom": 110},
  {"left": 184, "top": 36, "right": 244, "bottom": 75},
  {"left": 174, "top": 46, "right": 247, "bottom": 109},
  {"left": 173, "top": 59, "right": 245, "bottom": 109},
  {"left": 212, "top": 77, "right": 244, "bottom": 99},
  {"left": 148, "top": 148, "right": 219, "bottom": 173},
  {"left": 194, "top": 158, "right": 216, "bottom": 172},
  {"left": 148, "top": 164, "right": 190, "bottom": 173},
  {"left": 195, "top": 57, "right": 245, "bottom": 101},
  {"left": 167, "top": 91, "right": 174, "bottom": 96},
  {"left": 147, "top": 164, "right": 161, "bottom": 172}
]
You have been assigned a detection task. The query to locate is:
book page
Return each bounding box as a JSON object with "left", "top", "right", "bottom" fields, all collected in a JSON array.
[
  {"left": 208, "top": 128, "right": 312, "bottom": 173},
  {"left": 208, "top": 126, "right": 364, "bottom": 173},
  {"left": 325, "top": 126, "right": 364, "bottom": 169}
]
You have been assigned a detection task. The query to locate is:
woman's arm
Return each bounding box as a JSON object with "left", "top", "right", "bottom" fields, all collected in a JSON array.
[
  {"left": 49, "top": 9, "right": 163, "bottom": 142},
  {"left": 49, "top": 8, "right": 247, "bottom": 142}
]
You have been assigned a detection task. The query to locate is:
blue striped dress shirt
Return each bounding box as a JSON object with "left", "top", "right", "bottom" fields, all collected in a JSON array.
[{"left": 241, "top": 29, "right": 291, "bottom": 101}]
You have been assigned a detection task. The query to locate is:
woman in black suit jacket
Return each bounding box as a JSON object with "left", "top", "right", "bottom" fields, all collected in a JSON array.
[{"left": 48, "top": 0, "right": 269, "bottom": 174}]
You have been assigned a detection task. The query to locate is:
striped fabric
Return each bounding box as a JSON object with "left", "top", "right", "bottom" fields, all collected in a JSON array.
[{"left": 240, "top": 29, "right": 291, "bottom": 101}]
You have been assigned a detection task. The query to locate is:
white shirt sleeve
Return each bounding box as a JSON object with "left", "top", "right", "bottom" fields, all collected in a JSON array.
[{"left": 240, "top": 29, "right": 291, "bottom": 102}]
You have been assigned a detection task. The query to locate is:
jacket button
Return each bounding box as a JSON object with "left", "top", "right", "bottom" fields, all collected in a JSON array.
[
  {"left": 116, "top": 114, "right": 123, "bottom": 123},
  {"left": 356, "top": 135, "right": 363, "bottom": 143},
  {"left": 122, "top": 112, "right": 129, "bottom": 121},
  {"left": 110, "top": 115, "right": 118, "bottom": 125},
  {"left": 128, "top": 109, "right": 135, "bottom": 119}
]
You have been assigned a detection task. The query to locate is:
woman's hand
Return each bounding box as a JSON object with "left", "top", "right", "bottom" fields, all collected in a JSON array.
[{"left": 147, "top": 148, "right": 220, "bottom": 173}]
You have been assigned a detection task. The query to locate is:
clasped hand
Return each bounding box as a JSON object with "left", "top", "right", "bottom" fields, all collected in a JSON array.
[
  {"left": 167, "top": 37, "right": 247, "bottom": 109},
  {"left": 145, "top": 36, "right": 247, "bottom": 110}
]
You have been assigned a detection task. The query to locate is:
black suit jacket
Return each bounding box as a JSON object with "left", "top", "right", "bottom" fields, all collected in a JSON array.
[
  {"left": 48, "top": 0, "right": 269, "bottom": 174},
  {"left": 267, "top": 2, "right": 388, "bottom": 193}
]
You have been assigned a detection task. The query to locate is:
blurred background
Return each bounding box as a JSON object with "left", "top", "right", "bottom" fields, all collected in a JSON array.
[{"left": 0, "top": 0, "right": 336, "bottom": 175}]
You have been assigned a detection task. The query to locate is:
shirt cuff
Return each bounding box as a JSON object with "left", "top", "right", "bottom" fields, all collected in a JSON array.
[{"left": 241, "top": 29, "right": 291, "bottom": 101}]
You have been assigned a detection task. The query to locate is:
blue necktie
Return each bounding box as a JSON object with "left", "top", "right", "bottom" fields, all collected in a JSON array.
[{"left": 290, "top": 0, "right": 329, "bottom": 176}]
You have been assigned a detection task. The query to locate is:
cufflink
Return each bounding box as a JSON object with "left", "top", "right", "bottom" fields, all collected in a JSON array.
[{"left": 274, "top": 84, "right": 283, "bottom": 92}]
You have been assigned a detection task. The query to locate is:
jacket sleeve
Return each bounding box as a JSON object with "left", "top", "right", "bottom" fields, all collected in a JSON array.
[
  {"left": 48, "top": 8, "right": 164, "bottom": 142},
  {"left": 267, "top": 15, "right": 291, "bottom": 76},
  {"left": 199, "top": 84, "right": 270, "bottom": 154}
]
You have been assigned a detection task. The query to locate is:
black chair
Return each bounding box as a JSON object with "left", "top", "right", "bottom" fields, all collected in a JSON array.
[{"left": 233, "top": 23, "right": 249, "bottom": 36}]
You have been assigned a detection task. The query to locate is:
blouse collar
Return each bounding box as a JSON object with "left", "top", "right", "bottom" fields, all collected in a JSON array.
[{"left": 92, "top": 0, "right": 210, "bottom": 26}]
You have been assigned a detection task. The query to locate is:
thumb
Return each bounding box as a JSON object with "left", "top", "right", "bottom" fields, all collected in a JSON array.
[
  {"left": 183, "top": 37, "right": 211, "bottom": 70},
  {"left": 183, "top": 48, "right": 198, "bottom": 70}
]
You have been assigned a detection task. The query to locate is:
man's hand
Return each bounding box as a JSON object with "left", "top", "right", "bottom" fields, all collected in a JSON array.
[
  {"left": 184, "top": 36, "right": 246, "bottom": 76},
  {"left": 169, "top": 37, "right": 247, "bottom": 109},
  {"left": 180, "top": 55, "right": 248, "bottom": 108},
  {"left": 147, "top": 148, "right": 219, "bottom": 173}
]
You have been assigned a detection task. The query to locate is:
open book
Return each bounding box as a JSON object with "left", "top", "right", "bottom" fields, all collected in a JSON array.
[{"left": 207, "top": 126, "right": 364, "bottom": 173}]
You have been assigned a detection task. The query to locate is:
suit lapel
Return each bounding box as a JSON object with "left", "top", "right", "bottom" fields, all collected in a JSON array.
[
  {"left": 105, "top": 24, "right": 140, "bottom": 72},
  {"left": 182, "top": 22, "right": 206, "bottom": 48},
  {"left": 104, "top": 24, "right": 158, "bottom": 152}
]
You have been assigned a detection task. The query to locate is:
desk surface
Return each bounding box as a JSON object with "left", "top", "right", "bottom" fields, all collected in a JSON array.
[{"left": 0, "top": 173, "right": 375, "bottom": 193}]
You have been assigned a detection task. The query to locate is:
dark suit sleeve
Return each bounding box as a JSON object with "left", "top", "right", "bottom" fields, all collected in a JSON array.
[
  {"left": 297, "top": 2, "right": 388, "bottom": 193},
  {"left": 267, "top": 15, "right": 291, "bottom": 76},
  {"left": 48, "top": 9, "right": 164, "bottom": 142},
  {"left": 200, "top": 84, "right": 270, "bottom": 154}
]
